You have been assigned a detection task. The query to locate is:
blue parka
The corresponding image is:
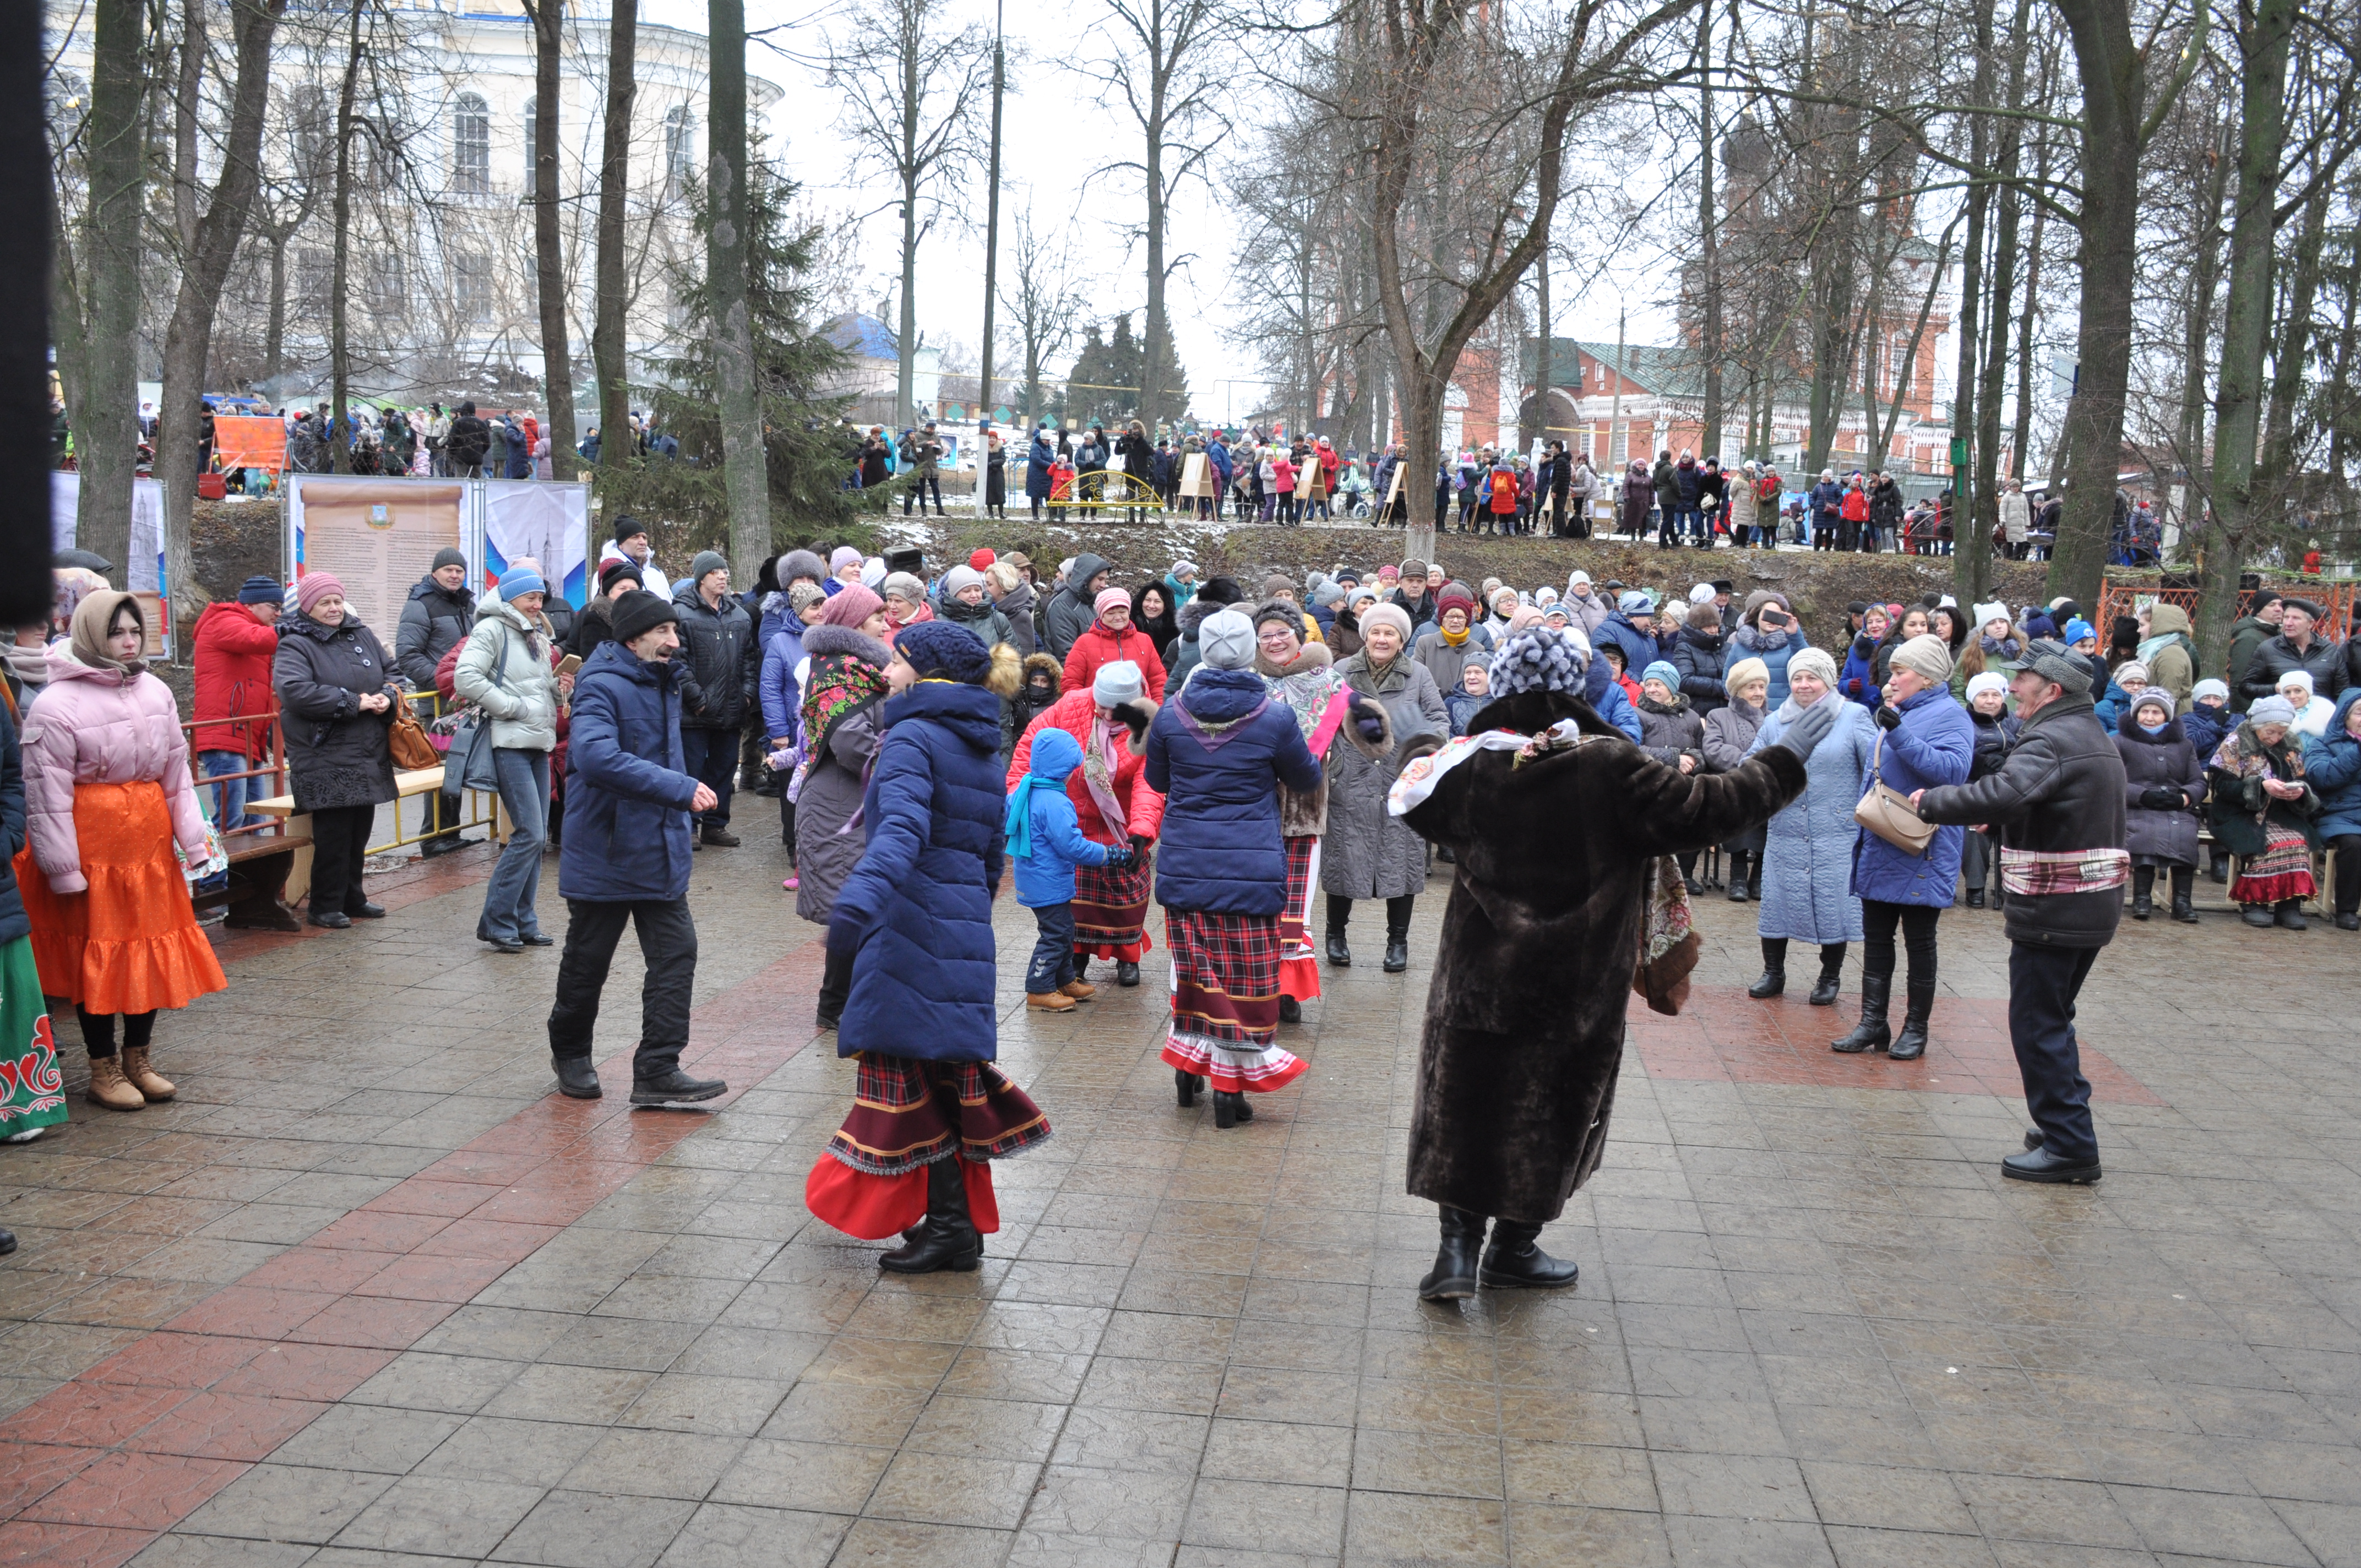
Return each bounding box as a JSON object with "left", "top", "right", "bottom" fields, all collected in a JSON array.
[
  {"left": 1849, "top": 688, "right": 1975, "bottom": 906},
  {"left": 559, "top": 641, "right": 699, "bottom": 902},
  {"left": 2182, "top": 699, "right": 2236, "bottom": 761},
  {"left": 1145, "top": 666, "right": 1323, "bottom": 914},
  {"left": 1745, "top": 695, "right": 1881, "bottom": 943},
  {"left": 1840, "top": 634, "right": 1883, "bottom": 709},
  {"left": 1595, "top": 611, "right": 1659, "bottom": 681},
  {"left": 2303, "top": 689, "right": 2361, "bottom": 841},
  {"left": 1007, "top": 727, "right": 1112, "bottom": 907},
  {"left": 1582, "top": 653, "right": 1646, "bottom": 743},
  {"left": 758, "top": 611, "right": 811, "bottom": 742},
  {"left": 1025, "top": 434, "right": 1055, "bottom": 501},
  {"left": 832, "top": 680, "right": 1008, "bottom": 1064}
]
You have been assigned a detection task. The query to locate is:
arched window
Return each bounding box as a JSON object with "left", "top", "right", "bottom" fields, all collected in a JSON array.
[
  {"left": 451, "top": 91, "right": 489, "bottom": 195},
  {"left": 521, "top": 97, "right": 536, "bottom": 198},
  {"left": 663, "top": 105, "right": 694, "bottom": 198}
]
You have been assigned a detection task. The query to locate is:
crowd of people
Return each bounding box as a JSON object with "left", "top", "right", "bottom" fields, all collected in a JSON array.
[
  {"left": 4, "top": 514, "right": 2356, "bottom": 1275},
  {"left": 183, "top": 399, "right": 680, "bottom": 493}
]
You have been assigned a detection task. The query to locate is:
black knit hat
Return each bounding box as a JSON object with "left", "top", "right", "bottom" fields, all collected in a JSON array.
[
  {"left": 597, "top": 558, "right": 644, "bottom": 595},
  {"left": 612, "top": 514, "right": 649, "bottom": 546},
  {"left": 610, "top": 589, "right": 678, "bottom": 645}
]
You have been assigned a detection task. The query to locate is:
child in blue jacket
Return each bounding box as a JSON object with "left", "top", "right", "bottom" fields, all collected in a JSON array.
[{"left": 1005, "top": 727, "right": 1128, "bottom": 1010}]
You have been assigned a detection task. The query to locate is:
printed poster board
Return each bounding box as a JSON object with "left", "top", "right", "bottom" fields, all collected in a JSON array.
[
  {"left": 289, "top": 478, "right": 465, "bottom": 633},
  {"left": 482, "top": 480, "right": 590, "bottom": 606},
  {"left": 50, "top": 471, "right": 167, "bottom": 593}
]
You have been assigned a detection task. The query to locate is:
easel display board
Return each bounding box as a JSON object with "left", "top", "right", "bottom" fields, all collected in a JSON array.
[
  {"left": 1177, "top": 453, "right": 1218, "bottom": 499},
  {"left": 51, "top": 471, "right": 168, "bottom": 594}
]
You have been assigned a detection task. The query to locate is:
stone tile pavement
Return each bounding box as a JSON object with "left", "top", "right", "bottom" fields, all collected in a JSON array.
[{"left": 2, "top": 833, "right": 2359, "bottom": 1566}]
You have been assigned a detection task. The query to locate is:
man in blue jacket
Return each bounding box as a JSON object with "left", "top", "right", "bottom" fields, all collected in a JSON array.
[{"left": 545, "top": 590, "right": 727, "bottom": 1107}]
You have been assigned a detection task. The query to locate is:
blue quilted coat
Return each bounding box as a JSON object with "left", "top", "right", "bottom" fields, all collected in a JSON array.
[
  {"left": 831, "top": 680, "right": 1008, "bottom": 1063},
  {"left": 1744, "top": 695, "right": 1880, "bottom": 943},
  {"left": 1848, "top": 688, "right": 1974, "bottom": 907}
]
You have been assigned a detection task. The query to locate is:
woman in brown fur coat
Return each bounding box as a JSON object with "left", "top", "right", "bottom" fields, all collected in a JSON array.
[{"left": 1391, "top": 624, "right": 1835, "bottom": 1301}]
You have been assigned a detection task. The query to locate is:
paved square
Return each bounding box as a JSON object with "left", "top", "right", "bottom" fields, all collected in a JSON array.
[{"left": 3, "top": 841, "right": 2358, "bottom": 1567}]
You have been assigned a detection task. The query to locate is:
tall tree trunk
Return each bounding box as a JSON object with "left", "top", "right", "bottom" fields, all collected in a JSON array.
[
  {"left": 1947, "top": 0, "right": 1995, "bottom": 600},
  {"left": 158, "top": 0, "right": 286, "bottom": 625},
  {"left": 1696, "top": 2, "right": 1720, "bottom": 458},
  {"left": 527, "top": 0, "right": 576, "bottom": 480},
  {"left": 171, "top": 0, "right": 206, "bottom": 252},
  {"left": 77, "top": 0, "right": 149, "bottom": 581},
  {"left": 327, "top": 0, "right": 362, "bottom": 476},
  {"left": 2011, "top": 125, "right": 2049, "bottom": 481},
  {"left": 2199, "top": 0, "right": 2292, "bottom": 673},
  {"left": 2256, "top": 186, "right": 2327, "bottom": 493},
  {"left": 594, "top": 0, "right": 636, "bottom": 470},
  {"left": 2173, "top": 119, "right": 2231, "bottom": 551},
  {"left": 708, "top": 0, "right": 769, "bottom": 574},
  {"left": 264, "top": 232, "right": 289, "bottom": 383},
  {"left": 1140, "top": 15, "right": 1167, "bottom": 429},
  {"left": 893, "top": 12, "right": 919, "bottom": 429},
  {"left": 1963, "top": 0, "right": 2032, "bottom": 611},
  {"left": 978, "top": 24, "right": 1003, "bottom": 428}
]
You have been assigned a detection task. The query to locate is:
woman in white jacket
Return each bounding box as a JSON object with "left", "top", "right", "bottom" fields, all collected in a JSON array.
[{"left": 456, "top": 564, "right": 570, "bottom": 951}]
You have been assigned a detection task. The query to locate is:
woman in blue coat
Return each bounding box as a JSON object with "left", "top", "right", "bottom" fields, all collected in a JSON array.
[
  {"left": 1146, "top": 608, "right": 1326, "bottom": 1128},
  {"left": 1832, "top": 635, "right": 1974, "bottom": 1060},
  {"left": 2304, "top": 689, "right": 2361, "bottom": 928},
  {"left": 1743, "top": 646, "right": 1880, "bottom": 1006},
  {"left": 1723, "top": 590, "right": 1811, "bottom": 706},
  {"left": 808, "top": 623, "right": 1040, "bottom": 1275},
  {"left": 1024, "top": 429, "right": 1056, "bottom": 519}
]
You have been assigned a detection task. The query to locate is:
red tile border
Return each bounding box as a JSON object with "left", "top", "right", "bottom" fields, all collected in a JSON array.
[{"left": 0, "top": 935, "right": 827, "bottom": 1561}]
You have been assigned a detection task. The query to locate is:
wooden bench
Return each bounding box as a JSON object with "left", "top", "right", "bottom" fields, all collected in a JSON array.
[
  {"left": 247, "top": 768, "right": 496, "bottom": 907},
  {"left": 189, "top": 835, "right": 312, "bottom": 930}
]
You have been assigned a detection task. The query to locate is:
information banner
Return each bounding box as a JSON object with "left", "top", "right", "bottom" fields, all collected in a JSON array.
[
  {"left": 212, "top": 415, "right": 291, "bottom": 474},
  {"left": 482, "top": 480, "right": 591, "bottom": 606},
  {"left": 51, "top": 471, "right": 168, "bottom": 593},
  {"left": 287, "top": 477, "right": 466, "bottom": 633}
]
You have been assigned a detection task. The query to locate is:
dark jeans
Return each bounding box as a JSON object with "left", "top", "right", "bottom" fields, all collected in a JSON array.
[
  {"left": 1859, "top": 898, "right": 1940, "bottom": 988},
  {"left": 76, "top": 1006, "right": 155, "bottom": 1060},
  {"left": 679, "top": 728, "right": 735, "bottom": 829},
  {"left": 903, "top": 475, "right": 944, "bottom": 514},
  {"left": 2006, "top": 942, "right": 2101, "bottom": 1162},
  {"left": 1026, "top": 901, "right": 1077, "bottom": 994},
  {"left": 307, "top": 803, "right": 376, "bottom": 918},
  {"left": 2329, "top": 833, "right": 2361, "bottom": 914},
  {"left": 481, "top": 748, "right": 548, "bottom": 941},
  {"left": 546, "top": 897, "right": 698, "bottom": 1081}
]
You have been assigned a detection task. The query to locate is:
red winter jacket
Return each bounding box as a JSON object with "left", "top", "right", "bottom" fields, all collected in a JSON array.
[
  {"left": 1062, "top": 622, "right": 1169, "bottom": 704},
  {"left": 1841, "top": 487, "right": 1872, "bottom": 523},
  {"left": 191, "top": 600, "right": 281, "bottom": 758},
  {"left": 1007, "top": 689, "right": 1166, "bottom": 844}
]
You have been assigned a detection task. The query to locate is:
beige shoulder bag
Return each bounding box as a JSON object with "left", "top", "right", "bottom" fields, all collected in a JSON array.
[{"left": 1854, "top": 728, "right": 1936, "bottom": 854}]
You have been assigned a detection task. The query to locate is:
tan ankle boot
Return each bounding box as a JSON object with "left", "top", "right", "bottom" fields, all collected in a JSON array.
[
  {"left": 1058, "top": 981, "right": 1097, "bottom": 1000},
  {"left": 86, "top": 1055, "right": 146, "bottom": 1111},
  {"left": 121, "top": 1047, "right": 175, "bottom": 1102}
]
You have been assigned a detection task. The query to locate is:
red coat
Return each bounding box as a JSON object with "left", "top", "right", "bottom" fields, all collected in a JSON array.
[
  {"left": 1007, "top": 689, "right": 1166, "bottom": 843},
  {"left": 191, "top": 600, "right": 280, "bottom": 758},
  {"left": 1061, "top": 622, "right": 1168, "bottom": 704},
  {"left": 1841, "top": 488, "right": 1871, "bottom": 522}
]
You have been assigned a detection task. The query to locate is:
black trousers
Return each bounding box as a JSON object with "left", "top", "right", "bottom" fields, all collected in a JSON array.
[
  {"left": 547, "top": 897, "right": 698, "bottom": 1080},
  {"left": 679, "top": 728, "right": 735, "bottom": 829},
  {"left": 307, "top": 803, "right": 376, "bottom": 918},
  {"left": 2328, "top": 833, "right": 2361, "bottom": 914},
  {"left": 77, "top": 1006, "right": 155, "bottom": 1060},
  {"left": 2007, "top": 942, "right": 2101, "bottom": 1162},
  {"left": 902, "top": 475, "right": 944, "bottom": 514},
  {"left": 1859, "top": 898, "right": 1940, "bottom": 988},
  {"left": 1328, "top": 892, "right": 1413, "bottom": 938}
]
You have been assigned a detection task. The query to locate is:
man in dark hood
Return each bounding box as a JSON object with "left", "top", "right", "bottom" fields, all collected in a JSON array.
[{"left": 1044, "top": 552, "right": 1112, "bottom": 660}]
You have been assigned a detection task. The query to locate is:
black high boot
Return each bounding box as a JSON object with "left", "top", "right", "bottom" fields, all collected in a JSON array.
[
  {"left": 880, "top": 1157, "right": 982, "bottom": 1273},
  {"left": 1326, "top": 894, "right": 1351, "bottom": 967},
  {"left": 1383, "top": 897, "right": 1412, "bottom": 973},
  {"left": 1888, "top": 973, "right": 1934, "bottom": 1060},
  {"left": 1417, "top": 1206, "right": 1486, "bottom": 1301},
  {"left": 2169, "top": 866, "right": 2197, "bottom": 923},
  {"left": 1807, "top": 945, "right": 1845, "bottom": 1006},
  {"left": 815, "top": 947, "right": 855, "bottom": 1031},
  {"left": 2130, "top": 864, "right": 2154, "bottom": 921},
  {"left": 1480, "top": 1219, "right": 1580, "bottom": 1289},
  {"left": 1726, "top": 851, "right": 1750, "bottom": 901},
  {"left": 1830, "top": 973, "right": 1892, "bottom": 1053},
  {"left": 2276, "top": 899, "right": 2308, "bottom": 930},
  {"left": 1747, "top": 937, "right": 1786, "bottom": 999},
  {"left": 1747, "top": 856, "right": 1764, "bottom": 901}
]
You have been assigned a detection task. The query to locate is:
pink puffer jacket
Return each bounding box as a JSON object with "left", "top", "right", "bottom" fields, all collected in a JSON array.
[{"left": 20, "top": 645, "right": 209, "bottom": 894}]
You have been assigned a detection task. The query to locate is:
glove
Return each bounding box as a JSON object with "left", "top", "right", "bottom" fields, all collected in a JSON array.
[
  {"left": 1353, "top": 701, "right": 1388, "bottom": 745},
  {"left": 825, "top": 914, "right": 865, "bottom": 956},
  {"left": 2140, "top": 785, "right": 2182, "bottom": 811},
  {"left": 1129, "top": 835, "right": 1151, "bottom": 859},
  {"left": 1874, "top": 704, "right": 1902, "bottom": 731},
  {"left": 1119, "top": 703, "right": 1152, "bottom": 738},
  {"left": 1771, "top": 695, "right": 1840, "bottom": 761},
  {"left": 1103, "top": 843, "right": 1133, "bottom": 870}
]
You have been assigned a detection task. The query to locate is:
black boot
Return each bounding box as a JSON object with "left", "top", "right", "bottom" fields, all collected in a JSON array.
[
  {"left": 2169, "top": 866, "right": 2197, "bottom": 923},
  {"left": 2242, "top": 903, "right": 2276, "bottom": 927},
  {"left": 1480, "top": 1219, "right": 1580, "bottom": 1289},
  {"left": 1807, "top": 948, "right": 1844, "bottom": 1007},
  {"left": 1326, "top": 930, "right": 1351, "bottom": 967},
  {"left": 815, "top": 946, "right": 855, "bottom": 1031},
  {"left": 1417, "top": 1206, "right": 1485, "bottom": 1301},
  {"left": 1888, "top": 974, "right": 1934, "bottom": 1061},
  {"left": 2276, "top": 899, "right": 2308, "bottom": 930},
  {"left": 1116, "top": 960, "right": 1140, "bottom": 987},
  {"left": 1726, "top": 852, "right": 1749, "bottom": 901},
  {"left": 1383, "top": 905, "right": 1411, "bottom": 973},
  {"left": 1278, "top": 994, "right": 1302, "bottom": 1023},
  {"left": 1747, "top": 857, "right": 1764, "bottom": 901},
  {"left": 1176, "top": 1067, "right": 1205, "bottom": 1106},
  {"left": 551, "top": 1055, "right": 602, "bottom": 1099},
  {"left": 1212, "top": 1090, "right": 1253, "bottom": 1129},
  {"left": 631, "top": 1068, "right": 727, "bottom": 1106},
  {"left": 1830, "top": 974, "right": 1892, "bottom": 1053},
  {"left": 2130, "top": 865, "right": 2153, "bottom": 921},
  {"left": 1747, "top": 938, "right": 1785, "bottom": 1000},
  {"left": 880, "top": 1157, "right": 982, "bottom": 1273},
  {"left": 1966, "top": 888, "right": 1984, "bottom": 908}
]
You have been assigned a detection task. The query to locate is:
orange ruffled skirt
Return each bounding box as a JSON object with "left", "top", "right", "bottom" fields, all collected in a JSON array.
[{"left": 15, "top": 781, "right": 227, "bottom": 1014}]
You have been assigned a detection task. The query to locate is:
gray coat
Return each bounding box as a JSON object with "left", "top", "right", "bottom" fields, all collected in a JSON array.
[
  {"left": 2115, "top": 718, "right": 2206, "bottom": 867},
  {"left": 1321, "top": 651, "right": 1448, "bottom": 900},
  {"left": 1744, "top": 695, "right": 1880, "bottom": 944},
  {"left": 793, "top": 625, "right": 890, "bottom": 924},
  {"left": 453, "top": 599, "right": 560, "bottom": 752}
]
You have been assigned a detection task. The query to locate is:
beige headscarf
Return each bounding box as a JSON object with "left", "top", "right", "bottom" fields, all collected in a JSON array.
[{"left": 69, "top": 589, "right": 145, "bottom": 677}]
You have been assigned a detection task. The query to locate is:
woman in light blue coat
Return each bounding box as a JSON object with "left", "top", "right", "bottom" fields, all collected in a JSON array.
[{"left": 1743, "top": 646, "right": 1879, "bottom": 1006}]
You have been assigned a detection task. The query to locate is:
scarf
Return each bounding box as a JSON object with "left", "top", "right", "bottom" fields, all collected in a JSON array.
[
  {"left": 800, "top": 647, "right": 890, "bottom": 765},
  {"left": 69, "top": 589, "right": 146, "bottom": 677},
  {"left": 2212, "top": 722, "right": 2304, "bottom": 785},
  {"left": 1078, "top": 717, "right": 1129, "bottom": 833},
  {"left": 2136, "top": 628, "right": 2191, "bottom": 667},
  {"left": 1004, "top": 769, "right": 1053, "bottom": 859},
  {"left": 1438, "top": 624, "right": 1470, "bottom": 647}
]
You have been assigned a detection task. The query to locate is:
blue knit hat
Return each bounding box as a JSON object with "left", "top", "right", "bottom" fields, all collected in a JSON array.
[
  {"left": 2063, "top": 618, "right": 2096, "bottom": 645},
  {"left": 237, "top": 574, "right": 282, "bottom": 605},
  {"left": 497, "top": 564, "right": 546, "bottom": 600},
  {"left": 1640, "top": 660, "right": 1680, "bottom": 691},
  {"left": 895, "top": 620, "right": 992, "bottom": 684}
]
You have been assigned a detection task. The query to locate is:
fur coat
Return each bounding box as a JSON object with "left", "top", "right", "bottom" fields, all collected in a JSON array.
[
  {"left": 1255, "top": 640, "right": 1391, "bottom": 837},
  {"left": 1399, "top": 689, "right": 1807, "bottom": 1222}
]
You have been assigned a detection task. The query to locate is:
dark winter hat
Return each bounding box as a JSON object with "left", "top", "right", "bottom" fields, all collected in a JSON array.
[
  {"left": 613, "top": 514, "right": 649, "bottom": 546},
  {"left": 1252, "top": 598, "right": 1303, "bottom": 634},
  {"left": 2022, "top": 638, "right": 2093, "bottom": 696},
  {"left": 610, "top": 589, "right": 679, "bottom": 645},
  {"left": 1196, "top": 575, "right": 1245, "bottom": 607},
  {"left": 598, "top": 558, "right": 644, "bottom": 595},
  {"left": 2281, "top": 596, "right": 2324, "bottom": 619},
  {"left": 432, "top": 546, "right": 467, "bottom": 573},
  {"left": 237, "top": 574, "right": 284, "bottom": 605},
  {"left": 895, "top": 620, "right": 992, "bottom": 685},
  {"left": 1685, "top": 601, "right": 1722, "bottom": 633},
  {"left": 688, "top": 549, "right": 728, "bottom": 585}
]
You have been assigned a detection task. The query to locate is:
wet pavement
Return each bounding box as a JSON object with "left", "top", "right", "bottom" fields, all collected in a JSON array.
[{"left": 3, "top": 833, "right": 2358, "bottom": 1567}]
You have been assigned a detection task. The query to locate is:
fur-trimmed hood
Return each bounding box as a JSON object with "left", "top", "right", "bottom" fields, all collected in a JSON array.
[
  {"left": 1020, "top": 650, "right": 1063, "bottom": 694},
  {"left": 802, "top": 622, "right": 890, "bottom": 666},
  {"left": 1254, "top": 639, "right": 1333, "bottom": 679}
]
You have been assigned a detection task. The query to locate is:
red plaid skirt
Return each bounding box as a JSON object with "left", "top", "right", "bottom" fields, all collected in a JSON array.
[
  {"left": 1074, "top": 843, "right": 1155, "bottom": 960},
  {"left": 1160, "top": 907, "right": 1305, "bottom": 1095},
  {"left": 806, "top": 1052, "right": 1052, "bottom": 1241},
  {"left": 1277, "top": 835, "right": 1321, "bottom": 1004}
]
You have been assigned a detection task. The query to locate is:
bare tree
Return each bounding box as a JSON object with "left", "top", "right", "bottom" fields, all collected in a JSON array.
[
  {"left": 999, "top": 205, "right": 1083, "bottom": 429},
  {"left": 594, "top": 0, "right": 638, "bottom": 470},
  {"left": 521, "top": 0, "right": 578, "bottom": 478},
  {"left": 710, "top": 0, "right": 769, "bottom": 574}
]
